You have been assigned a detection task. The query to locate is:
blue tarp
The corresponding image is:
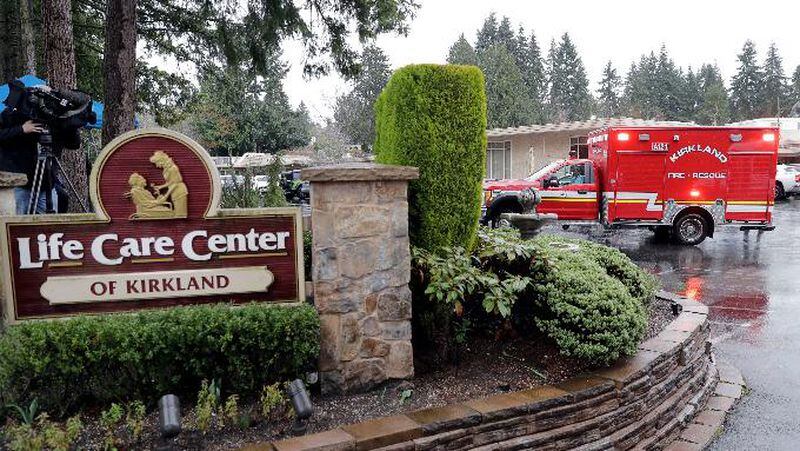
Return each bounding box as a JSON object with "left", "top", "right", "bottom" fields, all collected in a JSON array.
[{"left": 0, "top": 74, "right": 134, "bottom": 130}]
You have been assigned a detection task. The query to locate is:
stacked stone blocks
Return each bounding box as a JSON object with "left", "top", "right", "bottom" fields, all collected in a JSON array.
[
  {"left": 303, "top": 163, "right": 419, "bottom": 394},
  {"left": 256, "top": 291, "right": 745, "bottom": 450}
]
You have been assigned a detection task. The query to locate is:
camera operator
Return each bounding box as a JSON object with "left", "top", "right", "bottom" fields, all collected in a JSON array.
[{"left": 0, "top": 104, "right": 81, "bottom": 214}]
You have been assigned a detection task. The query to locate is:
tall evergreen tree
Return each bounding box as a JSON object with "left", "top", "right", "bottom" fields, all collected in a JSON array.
[
  {"left": 495, "top": 16, "right": 516, "bottom": 54},
  {"left": 480, "top": 44, "right": 534, "bottom": 128},
  {"left": 654, "top": 46, "right": 686, "bottom": 120},
  {"left": 547, "top": 33, "right": 592, "bottom": 121},
  {"left": 680, "top": 67, "right": 703, "bottom": 122},
  {"left": 333, "top": 45, "right": 391, "bottom": 150},
  {"left": 760, "top": 42, "right": 790, "bottom": 117},
  {"left": 623, "top": 53, "right": 660, "bottom": 119},
  {"left": 792, "top": 65, "right": 800, "bottom": 115},
  {"left": 696, "top": 64, "right": 730, "bottom": 125},
  {"left": 516, "top": 30, "right": 546, "bottom": 122},
  {"left": 475, "top": 13, "right": 498, "bottom": 53},
  {"left": 192, "top": 62, "right": 310, "bottom": 156},
  {"left": 447, "top": 34, "right": 477, "bottom": 66},
  {"left": 730, "top": 40, "right": 763, "bottom": 120},
  {"left": 102, "top": 0, "right": 137, "bottom": 145},
  {"left": 597, "top": 61, "right": 622, "bottom": 117},
  {"left": 793, "top": 65, "right": 800, "bottom": 98}
]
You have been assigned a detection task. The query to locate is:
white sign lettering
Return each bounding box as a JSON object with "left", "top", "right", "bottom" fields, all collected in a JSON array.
[
  {"left": 669, "top": 144, "right": 728, "bottom": 164},
  {"left": 16, "top": 229, "right": 292, "bottom": 269}
]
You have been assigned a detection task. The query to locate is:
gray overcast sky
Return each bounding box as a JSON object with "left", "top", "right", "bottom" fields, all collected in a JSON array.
[{"left": 281, "top": 0, "right": 800, "bottom": 122}]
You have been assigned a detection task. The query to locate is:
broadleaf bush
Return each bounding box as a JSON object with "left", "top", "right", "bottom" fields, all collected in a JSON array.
[
  {"left": 412, "top": 228, "right": 657, "bottom": 366},
  {"left": 0, "top": 303, "right": 319, "bottom": 416}
]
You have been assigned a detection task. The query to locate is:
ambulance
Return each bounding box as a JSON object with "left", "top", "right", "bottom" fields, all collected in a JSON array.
[{"left": 482, "top": 127, "right": 779, "bottom": 245}]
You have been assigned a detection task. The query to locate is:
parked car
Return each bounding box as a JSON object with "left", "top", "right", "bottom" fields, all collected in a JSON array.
[{"left": 775, "top": 164, "right": 800, "bottom": 200}]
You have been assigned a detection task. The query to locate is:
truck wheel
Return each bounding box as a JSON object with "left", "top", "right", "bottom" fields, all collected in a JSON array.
[
  {"left": 775, "top": 182, "right": 785, "bottom": 200},
  {"left": 673, "top": 213, "right": 708, "bottom": 245}
]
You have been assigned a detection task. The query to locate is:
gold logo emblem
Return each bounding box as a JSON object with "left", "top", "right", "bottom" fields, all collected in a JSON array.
[{"left": 125, "top": 151, "right": 189, "bottom": 219}]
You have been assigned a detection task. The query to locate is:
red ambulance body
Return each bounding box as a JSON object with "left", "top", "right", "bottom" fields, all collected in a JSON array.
[{"left": 483, "top": 126, "right": 779, "bottom": 245}]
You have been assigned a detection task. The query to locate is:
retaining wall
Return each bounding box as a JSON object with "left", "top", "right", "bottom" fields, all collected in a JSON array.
[{"left": 252, "top": 292, "right": 740, "bottom": 451}]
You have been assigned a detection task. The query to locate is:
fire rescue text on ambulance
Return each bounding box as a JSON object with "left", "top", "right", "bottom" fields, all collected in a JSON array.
[{"left": 482, "top": 127, "right": 778, "bottom": 245}]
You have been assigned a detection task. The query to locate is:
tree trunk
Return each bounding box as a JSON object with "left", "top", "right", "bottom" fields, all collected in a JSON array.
[
  {"left": 102, "top": 0, "right": 137, "bottom": 146},
  {"left": 19, "top": 0, "right": 36, "bottom": 74},
  {"left": 42, "top": 0, "right": 86, "bottom": 212},
  {"left": 42, "top": 0, "right": 76, "bottom": 88}
]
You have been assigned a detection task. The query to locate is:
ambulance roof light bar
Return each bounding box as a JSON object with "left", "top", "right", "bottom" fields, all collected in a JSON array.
[
  {"left": 617, "top": 132, "right": 630, "bottom": 141},
  {"left": 763, "top": 133, "right": 776, "bottom": 142},
  {"left": 638, "top": 133, "right": 650, "bottom": 141}
]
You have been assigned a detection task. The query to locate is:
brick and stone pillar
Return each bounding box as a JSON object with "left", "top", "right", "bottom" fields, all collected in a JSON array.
[
  {"left": 0, "top": 172, "right": 27, "bottom": 216},
  {"left": 302, "top": 163, "right": 419, "bottom": 394}
]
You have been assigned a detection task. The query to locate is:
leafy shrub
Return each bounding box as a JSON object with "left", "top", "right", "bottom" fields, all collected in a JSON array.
[
  {"left": 412, "top": 228, "right": 654, "bottom": 366},
  {"left": 260, "top": 382, "right": 289, "bottom": 422},
  {"left": 534, "top": 235, "right": 658, "bottom": 305},
  {"left": 375, "top": 64, "right": 487, "bottom": 252},
  {"left": 0, "top": 303, "right": 319, "bottom": 416},
  {"left": 125, "top": 401, "right": 146, "bottom": 443},
  {"left": 529, "top": 243, "right": 648, "bottom": 365},
  {"left": 3, "top": 413, "right": 81, "bottom": 451},
  {"left": 99, "top": 403, "right": 124, "bottom": 449},
  {"left": 196, "top": 379, "right": 220, "bottom": 433}
]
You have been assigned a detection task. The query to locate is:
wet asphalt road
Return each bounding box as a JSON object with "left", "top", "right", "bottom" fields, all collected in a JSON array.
[{"left": 542, "top": 199, "right": 800, "bottom": 450}]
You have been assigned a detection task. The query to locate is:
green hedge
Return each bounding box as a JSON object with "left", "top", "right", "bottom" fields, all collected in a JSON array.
[
  {"left": 0, "top": 303, "right": 319, "bottom": 416},
  {"left": 535, "top": 235, "right": 658, "bottom": 306},
  {"left": 529, "top": 240, "right": 649, "bottom": 365},
  {"left": 375, "top": 64, "right": 487, "bottom": 251}
]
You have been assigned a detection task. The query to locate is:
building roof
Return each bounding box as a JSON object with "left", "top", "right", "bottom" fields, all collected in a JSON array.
[{"left": 486, "top": 117, "right": 695, "bottom": 137}]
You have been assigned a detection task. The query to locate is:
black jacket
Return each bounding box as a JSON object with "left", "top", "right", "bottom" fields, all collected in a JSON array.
[{"left": 0, "top": 108, "right": 81, "bottom": 189}]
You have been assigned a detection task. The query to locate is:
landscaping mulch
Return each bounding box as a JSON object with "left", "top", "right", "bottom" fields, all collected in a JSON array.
[{"left": 1, "top": 296, "right": 675, "bottom": 451}]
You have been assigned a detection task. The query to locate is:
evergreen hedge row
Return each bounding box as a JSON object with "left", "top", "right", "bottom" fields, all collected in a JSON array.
[
  {"left": 375, "top": 64, "right": 487, "bottom": 251},
  {"left": 0, "top": 303, "right": 319, "bottom": 416}
]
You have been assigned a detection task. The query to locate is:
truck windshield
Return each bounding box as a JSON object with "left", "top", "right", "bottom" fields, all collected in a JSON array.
[{"left": 526, "top": 161, "right": 563, "bottom": 181}]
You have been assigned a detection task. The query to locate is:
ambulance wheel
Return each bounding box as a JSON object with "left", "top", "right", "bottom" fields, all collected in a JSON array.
[{"left": 673, "top": 213, "right": 708, "bottom": 245}]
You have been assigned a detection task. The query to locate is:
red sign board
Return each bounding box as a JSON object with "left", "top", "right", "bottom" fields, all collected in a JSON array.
[{"left": 1, "top": 129, "right": 304, "bottom": 323}]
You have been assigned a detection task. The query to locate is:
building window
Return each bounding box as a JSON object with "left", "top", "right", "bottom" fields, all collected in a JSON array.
[
  {"left": 570, "top": 135, "right": 589, "bottom": 159},
  {"left": 487, "top": 141, "right": 512, "bottom": 179}
]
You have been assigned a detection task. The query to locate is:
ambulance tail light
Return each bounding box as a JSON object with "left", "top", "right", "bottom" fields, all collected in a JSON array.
[
  {"left": 617, "top": 132, "right": 630, "bottom": 141},
  {"left": 763, "top": 133, "right": 776, "bottom": 142}
]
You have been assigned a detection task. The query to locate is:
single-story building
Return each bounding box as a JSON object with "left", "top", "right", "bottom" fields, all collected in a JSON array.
[{"left": 485, "top": 117, "right": 694, "bottom": 180}]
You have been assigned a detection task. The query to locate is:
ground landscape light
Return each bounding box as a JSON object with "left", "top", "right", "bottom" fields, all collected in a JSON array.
[
  {"left": 286, "top": 379, "right": 314, "bottom": 435},
  {"left": 158, "top": 394, "right": 182, "bottom": 439}
]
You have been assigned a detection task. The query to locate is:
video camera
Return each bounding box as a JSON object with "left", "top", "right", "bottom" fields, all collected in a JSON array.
[{"left": 3, "top": 80, "right": 96, "bottom": 132}]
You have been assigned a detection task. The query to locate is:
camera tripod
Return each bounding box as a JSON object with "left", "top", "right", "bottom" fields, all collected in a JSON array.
[{"left": 27, "top": 130, "right": 89, "bottom": 215}]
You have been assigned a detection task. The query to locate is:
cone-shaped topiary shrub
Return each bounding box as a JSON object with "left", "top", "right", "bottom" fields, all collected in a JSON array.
[{"left": 374, "top": 64, "right": 487, "bottom": 252}]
